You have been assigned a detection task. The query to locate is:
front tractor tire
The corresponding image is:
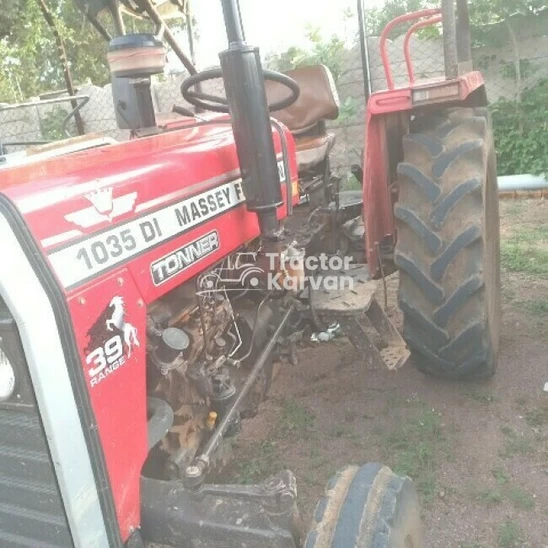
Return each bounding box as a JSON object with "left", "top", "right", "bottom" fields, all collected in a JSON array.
[
  {"left": 305, "top": 463, "right": 422, "bottom": 548},
  {"left": 395, "top": 107, "right": 501, "bottom": 380}
]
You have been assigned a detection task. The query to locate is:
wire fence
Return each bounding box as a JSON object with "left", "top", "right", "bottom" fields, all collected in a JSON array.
[
  {"left": 329, "top": 12, "right": 548, "bottom": 179},
  {"left": 0, "top": 75, "right": 224, "bottom": 155},
  {"left": 2, "top": 12, "right": 548, "bottom": 178}
]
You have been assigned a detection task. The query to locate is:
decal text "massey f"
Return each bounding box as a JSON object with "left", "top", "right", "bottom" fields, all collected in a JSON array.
[{"left": 49, "top": 179, "right": 245, "bottom": 288}]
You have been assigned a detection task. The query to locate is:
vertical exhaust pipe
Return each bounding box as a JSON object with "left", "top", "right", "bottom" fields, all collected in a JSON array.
[{"left": 218, "top": 0, "right": 283, "bottom": 239}]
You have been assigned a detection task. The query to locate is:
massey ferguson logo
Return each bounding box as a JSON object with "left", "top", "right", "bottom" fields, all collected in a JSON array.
[
  {"left": 65, "top": 188, "right": 138, "bottom": 228},
  {"left": 84, "top": 296, "right": 140, "bottom": 388}
]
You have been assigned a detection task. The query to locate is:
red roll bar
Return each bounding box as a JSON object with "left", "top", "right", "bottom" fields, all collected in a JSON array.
[
  {"left": 380, "top": 8, "right": 442, "bottom": 90},
  {"left": 404, "top": 15, "right": 443, "bottom": 85}
]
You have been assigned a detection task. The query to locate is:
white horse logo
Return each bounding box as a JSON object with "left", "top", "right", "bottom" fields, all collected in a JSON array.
[{"left": 106, "top": 296, "right": 140, "bottom": 358}]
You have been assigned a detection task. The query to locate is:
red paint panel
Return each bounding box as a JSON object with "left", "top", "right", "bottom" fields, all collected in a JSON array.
[
  {"left": 68, "top": 270, "right": 147, "bottom": 540},
  {"left": 0, "top": 118, "right": 298, "bottom": 539},
  {"left": 362, "top": 111, "right": 395, "bottom": 277}
]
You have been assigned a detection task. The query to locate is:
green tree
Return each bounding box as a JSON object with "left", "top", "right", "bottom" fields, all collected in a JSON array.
[
  {"left": 365, "top": 0, "right": 436, "bottom": 37},
  {"left": 0, "top": 0, "right": 116, "bottom": 100},
  {"left": 364, "top": 0, "right": 546, "bottom": 38},
  {"left": 469, "top": 0, "right": 547, "bottom": 103},
  {"left": 469, "top": 0, "right": 545, "bottom": 27},
  {"left": 491, "top": 80, "right": 548, "bottom": 175},
  {"left": 0, "top": 0, "right": 181, "bottom": 102},
  {"left": 265, "top": 27, "right": 347, "bottom": 82}
]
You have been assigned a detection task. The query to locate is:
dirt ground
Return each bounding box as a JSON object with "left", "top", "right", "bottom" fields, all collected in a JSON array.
[{"left": 226, "top": 199, "right": 548, "bottom": 548}]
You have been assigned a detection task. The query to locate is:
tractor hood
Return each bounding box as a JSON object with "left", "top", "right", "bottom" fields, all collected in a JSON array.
[{"left": 0, "top": 119, "right": 298, "bottom": 302}]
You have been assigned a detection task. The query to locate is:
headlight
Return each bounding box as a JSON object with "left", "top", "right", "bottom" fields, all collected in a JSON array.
[{"left": 0, "top": 347, "right": 15, "bottom": 402}]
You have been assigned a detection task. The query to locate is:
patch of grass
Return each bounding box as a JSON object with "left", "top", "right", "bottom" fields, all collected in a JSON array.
[
  {"left": 459, "top": 543, "right": 485, "bottom": 548},
  {"left": 466, "top": 389, "right": 497, "bottom": 403},
  {"left": 234, "top": 440, "right": 278, "bottom": 484},
  {"left": 509, "top": 225, "right": 548, "bottom": 243},
  {"left": 237, "top": 460, "right": 267, "bottom": 484},
  {"left": 501, "top": 243, "right": 548, "bottom": 275},
  {"left": 522, "top": 299, "right": 548, "bottom": 316},
  {"left": 515, "top": 396, "right": 527, "bottom": 407},
  {"left": 500, "top": 427, "right": 534, "bottom": 458},
  {"left": 507, "top": 487, "right": 535, "bottom": 510},
  {"left": 501, "top": 225, "right": 548, "bottom": 276},
  {"left": 383, "top": 407, "right": 445, "bottom": 503},
  {"left": 501, "top": 437, "right": 533, "bottom": 457},
  {"left": 503, "top": 201, "right": 525, "bottom": 217},
  {"left": 340, "top": 173, "right": 361, "bottom": 191},
  {"left": 525, "top": 407, "right": 548, "bottom": 427},
  {"left": 417, "top": 473, "right": 438, "bottom": 501},
  {"left": 474, "top": 488, "right": 503, "bottom": 506},
  {"left": 278, "top": 399, "right": 315, "bottom": 433},
  {"left": 498, "top": 519, "right": 523, "bottom": 548},
  {"left": 492, "top": 468, "right": 510, "bottom": 486}
]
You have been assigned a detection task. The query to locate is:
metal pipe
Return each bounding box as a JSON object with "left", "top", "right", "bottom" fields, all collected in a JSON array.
[
  {"left": 190, "top": 306, "right": 293, "bottom": 476},
  {"left": 0, "top": 95, "right": 89, "bottom": 112},
  {"left": 132, "top": 78, "right": 156, "bottom": 129},
  {"left": 185, "top": 0, "right": 197, "bottom": 65},
  {"left": 498, "top": 174, "right": 548, "bottom": 192},
  {"left": 221, "top": 0, "right": 246, "bottom": 45},
  {"left": 0, "top": 141, "right": 49, "bottom": 148},
  {"left": 270, "top": 118, "right": 293, "bottom": 217},
  {"left": 357, "top": 0, "right": 372, "bottom": 101}
]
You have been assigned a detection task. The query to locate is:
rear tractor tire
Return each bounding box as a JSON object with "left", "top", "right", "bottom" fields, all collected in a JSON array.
[
  {"left": 395, "top": 107, "right": 501, "bottom": 380},
  {"left": 305, "top": 463, "right": 422, "bottom": 548}
]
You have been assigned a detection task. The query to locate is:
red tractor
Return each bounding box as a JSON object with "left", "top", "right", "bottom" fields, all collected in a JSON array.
[{"left": 0, "top": 0, "right": 499, "bottom": 546}]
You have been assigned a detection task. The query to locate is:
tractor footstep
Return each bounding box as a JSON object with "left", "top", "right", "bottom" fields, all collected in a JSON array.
[{"left": 310, "top": 264, "right": 409, "bottom": 370}]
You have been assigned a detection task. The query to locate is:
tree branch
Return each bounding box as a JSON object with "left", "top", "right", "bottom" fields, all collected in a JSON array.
[{"left": 36, "top": 0, "right": 85, "bottom": 135}]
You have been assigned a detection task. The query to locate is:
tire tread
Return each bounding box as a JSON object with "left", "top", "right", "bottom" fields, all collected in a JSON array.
[
  {"left": 396, "top": 107, "right": 500, "bottom": 379},
  {"left": 305, "top": 464, "right": 421, "bottom": 548}
]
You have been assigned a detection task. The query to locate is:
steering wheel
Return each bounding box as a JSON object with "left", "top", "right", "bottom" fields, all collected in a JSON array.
[{"left": 181, "top": 68, "right": 300, "bottom": 114}]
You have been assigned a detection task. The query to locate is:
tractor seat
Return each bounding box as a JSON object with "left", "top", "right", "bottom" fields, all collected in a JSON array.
[{"left": 265, "top": 65, "right": 339, "bottom": 170}]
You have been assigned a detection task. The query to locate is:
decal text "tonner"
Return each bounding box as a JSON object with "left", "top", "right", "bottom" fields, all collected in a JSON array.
[{"left": 151, "top": 231, "right": 220, "bottom": 286}]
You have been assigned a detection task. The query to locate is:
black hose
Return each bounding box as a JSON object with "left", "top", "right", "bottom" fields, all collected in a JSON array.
[{"left": 234, "top": 295, "right": 271, "bottom": 364}]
